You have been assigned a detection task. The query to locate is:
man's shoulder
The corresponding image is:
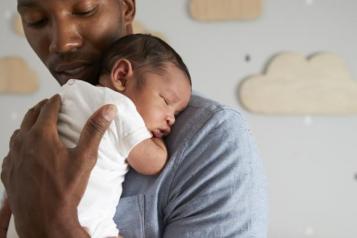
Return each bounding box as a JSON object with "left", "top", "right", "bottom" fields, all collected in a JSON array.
[
  {"left": 188, "top": 92, "right": 247, "bottom": 125},
  {"left": 188, "top": 92, "right": 231, "bottom": 114},
  {"left": 164, "top": 92, "right": 262, "bottom": 193},
  {"left": 159, "top": 94, "right": 267, "bottom": 237},
  {"left": 167, "top": 92, "right": 249, "bottom": 150}
]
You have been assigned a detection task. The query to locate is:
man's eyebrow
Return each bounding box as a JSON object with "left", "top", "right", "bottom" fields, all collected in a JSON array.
[{"left": 17, "top": 1, "right": 36, "bottom": 10}]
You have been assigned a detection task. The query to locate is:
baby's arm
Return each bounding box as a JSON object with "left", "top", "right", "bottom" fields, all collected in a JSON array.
[{"left": 126, "top": 138, "right": 168, "bottom": 175}]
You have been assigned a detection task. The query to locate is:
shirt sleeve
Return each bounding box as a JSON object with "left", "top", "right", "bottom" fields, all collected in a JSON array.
[{"left": 162, "top": 109, "right": 268, "bottom": 238}]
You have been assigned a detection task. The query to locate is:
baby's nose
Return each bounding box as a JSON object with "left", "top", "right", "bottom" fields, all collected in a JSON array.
[{"left": 166, "top": 115, "right": 175, "bottom": 126}]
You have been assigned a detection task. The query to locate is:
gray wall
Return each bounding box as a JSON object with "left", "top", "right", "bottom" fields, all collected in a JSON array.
[{"left": 1, "top": 0, "right": 356, "bottom": 237}]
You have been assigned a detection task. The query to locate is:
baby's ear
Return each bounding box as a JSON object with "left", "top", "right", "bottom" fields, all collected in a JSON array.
[{"left": 110, "top": 58, "right": 134, "bottom": 91}]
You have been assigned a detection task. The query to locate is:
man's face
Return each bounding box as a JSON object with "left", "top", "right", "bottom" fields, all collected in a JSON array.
[{"left": 17, "top": 0, "right": 135, "bottom": 85}]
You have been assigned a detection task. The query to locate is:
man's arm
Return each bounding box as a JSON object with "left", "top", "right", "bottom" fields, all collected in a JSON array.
[
  {"left": 0, "top": 196, "right": 11, "bottom": 238},
  {"left": 1, "top": 95, "right": 116, "bottom": 238},
  {"left": 162, "top": 109, "right": 267, "bottom": 238},
  {"left": 127, "top": 137, "right": 168, "bottom": 175}
]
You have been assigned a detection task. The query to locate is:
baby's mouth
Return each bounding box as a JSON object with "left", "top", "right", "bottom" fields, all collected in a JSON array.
[{"left": 152, "top": 129, "right": 164, "bottom": 138}]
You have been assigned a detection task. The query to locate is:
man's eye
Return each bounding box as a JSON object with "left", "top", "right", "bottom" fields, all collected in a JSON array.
[
  {"left": 26, "top": 19, "right": 47, "bottom": 28},
  {"left": 21, "top": 13, "right": 47, "bottom": 28},
  {"left": 75, "top": 6, "right": 97, "bottom": 16}
]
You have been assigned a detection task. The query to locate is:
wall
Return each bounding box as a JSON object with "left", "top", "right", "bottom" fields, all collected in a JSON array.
[{"left": 1, "top": 0, "right": 356, "bottom": 237}]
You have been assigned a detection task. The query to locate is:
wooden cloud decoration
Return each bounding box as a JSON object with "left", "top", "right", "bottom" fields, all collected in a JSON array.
[
  {"left": 239, "top": 52, "right": 357, "bottom": 115},
  {"left": 190, "top": 0, "right": 262, "bottom": 21},
  {"left": 0, "top": 56, "right": 39, "bottom": 94}
]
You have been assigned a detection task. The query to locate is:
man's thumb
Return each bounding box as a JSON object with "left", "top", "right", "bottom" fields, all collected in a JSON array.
[{"left": 77, "top": 104, "right": 117, "bottom": 161}]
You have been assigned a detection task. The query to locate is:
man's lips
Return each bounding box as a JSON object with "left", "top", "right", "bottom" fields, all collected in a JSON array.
[
  {"left": 50, "top": 62, "right": 93, "bottom": 84},
  {"left": 53, "top": 62, "right": 89, "bottom": 76}
]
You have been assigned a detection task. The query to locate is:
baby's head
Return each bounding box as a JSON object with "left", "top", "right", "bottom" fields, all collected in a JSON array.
[{"left": 99, "top": 34, "right": 192, "bottom": 138}]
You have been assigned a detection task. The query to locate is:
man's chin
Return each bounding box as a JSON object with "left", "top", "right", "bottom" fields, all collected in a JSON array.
[
  {"left": 54, "top": 74, "right": 72, "bottom": 86},
  {"left": 53, "top": 71, "right": 99, "bottom": 86}
]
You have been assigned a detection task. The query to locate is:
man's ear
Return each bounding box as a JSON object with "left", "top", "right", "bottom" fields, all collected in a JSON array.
[
  {"left": 110, "top": 58, "right": 134, "bottom": 92},
  {"left": 122, "top": 0, "right": 136, "bottom": 34}
]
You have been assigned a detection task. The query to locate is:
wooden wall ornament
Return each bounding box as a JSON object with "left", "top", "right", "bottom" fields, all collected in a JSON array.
[
  {"left": 190, "top": 0, "right": 262, "bottom": 21},
  {"left": 239, "top": 52, "right": 357, "bottom": 115},
  {"left": 0, "top": 56, "right": 39, "bottom": 94}
]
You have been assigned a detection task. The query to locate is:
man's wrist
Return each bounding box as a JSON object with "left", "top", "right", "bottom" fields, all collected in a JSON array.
[
  {"left": 47, "top": 211, "right": 89, "bottom": 238},
  {"left": 49, "top": 221, "right": 89, "bottom": 238}
]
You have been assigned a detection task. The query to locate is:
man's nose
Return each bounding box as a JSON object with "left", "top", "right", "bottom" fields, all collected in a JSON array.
[{"left": 49, "top": 19, "right": 83, "bottom": 54}]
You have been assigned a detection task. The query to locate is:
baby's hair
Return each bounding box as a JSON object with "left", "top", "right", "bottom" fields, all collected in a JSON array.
[{"left": 100, "top": 33, "right": 191, "bottom": 85}]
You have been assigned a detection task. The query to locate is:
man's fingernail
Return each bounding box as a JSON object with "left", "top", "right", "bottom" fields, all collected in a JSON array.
[{"left": 103, "top": 105, "right": 117, "bottom": 122}]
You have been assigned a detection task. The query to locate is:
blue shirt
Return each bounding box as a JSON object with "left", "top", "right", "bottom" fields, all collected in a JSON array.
[{"left": 114, "top": 93, "right": 268, "bottom": 238}]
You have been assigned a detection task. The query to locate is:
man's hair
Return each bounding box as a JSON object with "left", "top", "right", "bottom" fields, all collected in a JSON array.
[{"left": 100, "top": 33, "right": 191, "bottom": 85}]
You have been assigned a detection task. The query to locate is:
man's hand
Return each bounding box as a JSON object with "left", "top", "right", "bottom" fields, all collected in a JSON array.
[{"left": 1, "top": 95, "right": 116, "bottom": 238}]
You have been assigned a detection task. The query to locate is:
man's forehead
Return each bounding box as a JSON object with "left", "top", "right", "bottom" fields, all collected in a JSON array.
[{"left": 17, "top": 0, "right": 82, "bottom": 9}]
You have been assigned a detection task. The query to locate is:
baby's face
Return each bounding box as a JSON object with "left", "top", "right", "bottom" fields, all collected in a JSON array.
[{"left": 124, "top": 63, "right": 191, "bottom": 138}]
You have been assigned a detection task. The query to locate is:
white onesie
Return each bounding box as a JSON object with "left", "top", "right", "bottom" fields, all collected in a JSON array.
[
  {"left": 59, "top": 79, "right": 152, "bottom": 237},
  {"left": 8, "top": 79, "right": 151, "bottom": 237}
]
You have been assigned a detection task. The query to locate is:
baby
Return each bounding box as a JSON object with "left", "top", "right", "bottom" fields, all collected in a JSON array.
[{"left": 6, "top": 34, "right": 192, "bottom": 237}]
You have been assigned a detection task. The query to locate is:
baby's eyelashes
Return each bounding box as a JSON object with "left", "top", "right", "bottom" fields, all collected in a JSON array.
[{"left": 160, "top": 95, "right": 169, "bottom": 105}]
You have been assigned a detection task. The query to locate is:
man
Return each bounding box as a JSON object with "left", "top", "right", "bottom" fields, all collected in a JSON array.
[{"left": 1, "top": 0, "right": 267, "bottom": 237}]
